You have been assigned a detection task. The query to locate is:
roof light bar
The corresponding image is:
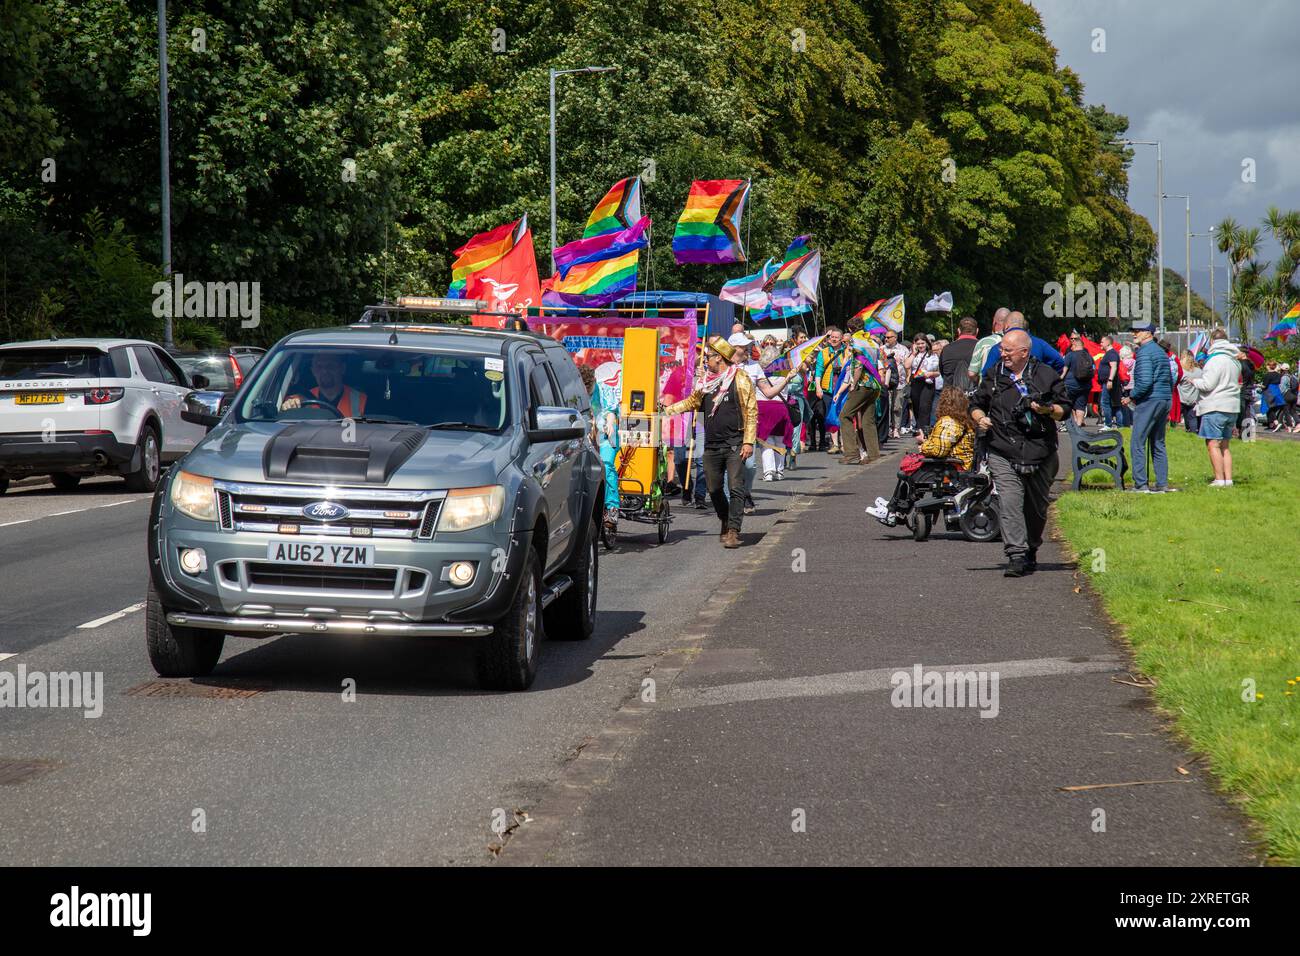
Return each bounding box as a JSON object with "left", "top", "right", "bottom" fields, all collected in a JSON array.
[{"left": 395, "top": 296, "right": 486, "bottom": 312}]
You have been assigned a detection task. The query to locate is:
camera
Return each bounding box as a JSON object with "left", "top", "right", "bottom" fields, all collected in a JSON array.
[{"left": 1015, "top": 392, "right": 1052, "bottom": 415}]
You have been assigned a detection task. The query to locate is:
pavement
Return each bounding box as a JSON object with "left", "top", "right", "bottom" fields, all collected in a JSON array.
[{"left": 500, "top": 436, "right": 1261, "bottom": 866}]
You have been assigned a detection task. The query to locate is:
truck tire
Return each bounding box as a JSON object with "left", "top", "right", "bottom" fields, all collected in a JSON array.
[
  {"left": 145, "top": 580, "right": 223, "bottom": 677},
  {"left": 0, "top": 478, "right": 8, "bottom": 496},
  {"left": 477, "top": 548, "right": 541, "bottom": 691},
  {"left": 546, "top": 515, "right": 597, "bottom": 641},
  {"left": 51, "top": 473, "right": 82, "bottom": 492},
  {"left": 124, "top": 425, "right": 162, "bottom": 493}
]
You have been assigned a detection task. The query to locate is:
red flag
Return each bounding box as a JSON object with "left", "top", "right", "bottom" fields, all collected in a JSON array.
[{"left": 465, "top": 226, "right": 542, "bottom": 317}]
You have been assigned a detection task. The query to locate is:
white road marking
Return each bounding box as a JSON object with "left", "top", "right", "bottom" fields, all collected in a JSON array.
[
  {"left": 669, "top": 655, "right": 1128, "bottom": 709},
  {"left": 0, "top": 653, "right": 16, "bottom": 663},
  {"left": 0, "top": 496, "right": 147, "bottom": 528},
  {"left": 77, "top": 602, "right": 146, "bottom": 630}
]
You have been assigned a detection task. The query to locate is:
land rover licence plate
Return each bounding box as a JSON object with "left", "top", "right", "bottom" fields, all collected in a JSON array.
[{"left": 266, "top": 540, "right": 375, "bottom": 567}]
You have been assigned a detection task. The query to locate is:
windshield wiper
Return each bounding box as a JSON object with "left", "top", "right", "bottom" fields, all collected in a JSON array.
[
  {"left": 427, "top": 421, "right": 495, "bottom": 431},
  {"left": 348, "top": 416, "right": 420, "bottom": 426}
]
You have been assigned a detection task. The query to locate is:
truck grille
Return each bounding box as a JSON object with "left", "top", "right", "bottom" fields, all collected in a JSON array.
[
  {"left": 212, "top": 481, "right": 443, "bottom": 540},
  {"left": 246, "top": 563, "right": 398, "bottom": 592}
]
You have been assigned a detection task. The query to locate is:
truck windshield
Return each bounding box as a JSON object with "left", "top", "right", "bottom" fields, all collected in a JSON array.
[{"left": 236, "top": 345, "right": 509, "bottom": 430}]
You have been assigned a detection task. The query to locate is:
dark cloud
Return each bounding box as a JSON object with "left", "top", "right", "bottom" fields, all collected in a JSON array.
[{"left": 1031, "top": 0, "right": 1300, "bottom": 314}]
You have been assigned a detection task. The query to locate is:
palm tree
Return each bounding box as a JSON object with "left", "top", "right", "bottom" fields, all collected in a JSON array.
[
  {"left": 1257, "top": 274, "right": 1289, "bottom": 330},
  {"left": 1225, "top": 286, "right": 1256, "bottom": 342}
]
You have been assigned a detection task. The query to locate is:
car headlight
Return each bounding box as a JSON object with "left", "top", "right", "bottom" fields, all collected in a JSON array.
[
  {"left": 437, "top": 485, "right": 505, "bottom": 532},
  {"left": 170, "top": 470, "right": 216, "bottom": 521}
]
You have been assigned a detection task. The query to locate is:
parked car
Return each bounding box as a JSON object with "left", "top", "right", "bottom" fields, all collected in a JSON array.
[
  {"left": 147, "top": 318, "right": 603, "bottom": 690},
  {"left": 0, "top": 338, "right": 207, "bottom": 494},
  {"left": 169, "top": 346, "right": 266, "bottom": 416}
]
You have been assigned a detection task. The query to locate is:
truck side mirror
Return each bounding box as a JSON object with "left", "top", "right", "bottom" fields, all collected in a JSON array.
[
  {"left": 528, "top": 405, "right": 583, "bottom": 443},
  {"left": 181, "top": 391, "right": 223, "bottom": 430}
]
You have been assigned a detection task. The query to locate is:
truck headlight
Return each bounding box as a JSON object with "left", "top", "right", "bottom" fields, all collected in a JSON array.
[
  {"left": 170, "top": 470, "right": 216, "bottom": 521},
  {"left": 437, "top": 485, "right": 505, "bottom": 532}
]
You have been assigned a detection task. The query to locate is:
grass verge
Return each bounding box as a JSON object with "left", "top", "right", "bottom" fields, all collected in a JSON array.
[{"left": 1055, "top": 428, "right": 1300, "bottom": 864}]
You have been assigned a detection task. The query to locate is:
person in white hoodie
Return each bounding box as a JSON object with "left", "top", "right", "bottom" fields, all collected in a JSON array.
[{"left": 1183, "top": 329, "right": 1243, "bottom": 486}]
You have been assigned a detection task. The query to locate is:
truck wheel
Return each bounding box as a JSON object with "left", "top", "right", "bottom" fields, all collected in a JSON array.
[
  {"left": 51, "top": 473, "right": 82, "bottom": 492},
  {"left": 547, "top": 515, "right": 598, "bottom": 641},
  {"left": 0, "top": 478, "right": 8, "bottom": 496},
  {"left": 477, "top": 548, "right": 541, "bottom": 691},
  {"left": 145, "top": 580, "right": 223, "bottom": 676},
  {"left": 124, "top": 425, "right": 161, "bottom": 493}
]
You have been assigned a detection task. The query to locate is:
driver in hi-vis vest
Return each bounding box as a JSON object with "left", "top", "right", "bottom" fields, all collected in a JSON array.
[{"left": 281, "top": 352, "right": 368, "bottom": 417}]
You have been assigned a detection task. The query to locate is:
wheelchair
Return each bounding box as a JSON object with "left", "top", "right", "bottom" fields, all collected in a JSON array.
[{"left": 877, "top": 457, "right": 1001, "bottom": 543}]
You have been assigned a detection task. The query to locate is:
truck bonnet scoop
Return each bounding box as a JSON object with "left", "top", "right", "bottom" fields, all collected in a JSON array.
[{"left": 263, "top": 422, "right": 428, "bottom": 484}]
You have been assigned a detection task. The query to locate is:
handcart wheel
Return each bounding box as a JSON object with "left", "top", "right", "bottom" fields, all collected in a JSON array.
[{"left": 656, "top": 498, "right": 670, "bottom": 544}]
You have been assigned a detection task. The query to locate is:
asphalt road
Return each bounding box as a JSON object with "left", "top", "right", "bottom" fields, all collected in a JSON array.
[{"left": 0, "top": 461, "right": 832, "bottom": 865}]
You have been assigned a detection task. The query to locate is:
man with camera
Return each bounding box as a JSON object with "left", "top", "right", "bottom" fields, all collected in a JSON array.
[{"left": 969, "top": 330, "right": 1069, "bottom": 577}]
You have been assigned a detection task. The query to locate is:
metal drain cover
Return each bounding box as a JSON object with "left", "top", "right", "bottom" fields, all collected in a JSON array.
[
  {"left": 124, "top": 678, "right": 271, "bottom": 699},
  {"left": 0, "top": 759, "right": 60, "bottom": 785}
]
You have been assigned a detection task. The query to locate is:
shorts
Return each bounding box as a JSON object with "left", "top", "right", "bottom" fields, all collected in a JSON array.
[
  {"left": 1066, "top": 384, "right": 1091, "bottom": 412},
  {"left": 1198, "top": 410, "right": 1235, "bottom": 440}
]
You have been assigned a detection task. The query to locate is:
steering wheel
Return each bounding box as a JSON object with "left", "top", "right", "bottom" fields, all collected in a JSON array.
[{"left": 285, "top": 396, "right": 343, "bottom": 417}]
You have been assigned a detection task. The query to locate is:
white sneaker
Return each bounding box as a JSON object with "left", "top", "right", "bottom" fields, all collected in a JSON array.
[
  {"left": 1223, "top": 479, "right": 1234, "bottom": 486},
  {"left": 874, "top": 496, "right": 890, "bottom": 509},
  {"left": 1210, "top": 479, "right": 1228, "bottom": 487},
  {"left": 865, "top": 504, "right": 895, "bottom": 524}
]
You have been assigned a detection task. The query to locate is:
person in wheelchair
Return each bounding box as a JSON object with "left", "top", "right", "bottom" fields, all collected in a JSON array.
[{"left": 867, "top": 385, "right": 976, "bottom": 526}]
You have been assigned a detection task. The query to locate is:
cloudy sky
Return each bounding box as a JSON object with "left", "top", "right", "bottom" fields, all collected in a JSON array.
[{"left": 1030, "top": 0, "right": 1300, "bottom": 316}]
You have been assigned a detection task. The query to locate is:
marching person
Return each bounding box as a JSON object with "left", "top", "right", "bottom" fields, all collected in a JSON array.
[
  {"left": 969, "top": 329, "right": 1069, "bottom": 577},
  {"left": 660, "top": 336, "right": 758, "bottom": 549}
]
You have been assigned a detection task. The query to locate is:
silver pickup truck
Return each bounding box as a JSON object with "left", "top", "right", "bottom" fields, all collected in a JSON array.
[{"left": 147, "top": 318, "right": 604, "bottom": 690}]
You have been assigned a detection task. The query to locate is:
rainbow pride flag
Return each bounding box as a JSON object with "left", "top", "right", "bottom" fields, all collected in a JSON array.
[
  {"left": 671, "top": 179, "right": 750, "bottom": 264},
  {"left": 852, "top": 298, "right": 886, "bottom": 325},
  {"left": 447, "top": 217, "right": 528, "bottom": 298},
  {"left": 1266, "top": 318, "right": 1297, "bottom": 340},
  {"left": 1284, "top": 301, "right": 1300, "bottom": 320},
  {"left": 542, "top": 248, "right": 640, "bottom": 308},
  {"left": 553, "top": 216, "right": 649, "bottom": 275},
  {"left": 583, "top": 177, "right": 642, "bottom": 239},
  {"left": 782, "top": 234, "right": 812, "bottom": 262}
]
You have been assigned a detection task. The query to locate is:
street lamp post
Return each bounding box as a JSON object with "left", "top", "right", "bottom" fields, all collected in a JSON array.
[
  {"left": 157, "top": 0, "right": 173, "bottom": 348},
  {"left": 1117, "top": 139, "right": 1163, "bottom": 333},
  {"left": 1191, "top": 227, "right": 1217, "bottom": 324},
  {"left": 549, "top": 66, "right": 618, "bottom": 273},
  {"left": 1163, "top": 193, "right": 1191, "bottom": 331}
]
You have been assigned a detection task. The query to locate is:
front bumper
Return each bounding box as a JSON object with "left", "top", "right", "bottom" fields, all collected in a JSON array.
[
  {"left": 0, "top": 431, "right": 134, "bottom": 476},
  {"left": 167, "top": 612, "right": 491, "bottom": 637},
  {"left": 150, "top": 490, "right": 533, "bottom": 635}
]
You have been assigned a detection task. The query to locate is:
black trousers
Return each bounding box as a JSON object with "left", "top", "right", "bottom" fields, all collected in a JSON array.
[
  {"left": 909, "top": 380, "right": 935, "bottom": 431},
  {"left": 703, "top": 444, "right": 746, "bottom": 532}
]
